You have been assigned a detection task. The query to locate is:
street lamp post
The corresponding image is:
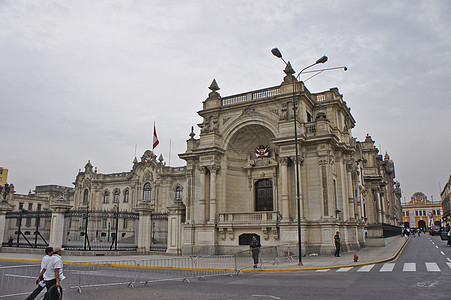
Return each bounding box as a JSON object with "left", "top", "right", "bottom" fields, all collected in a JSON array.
[
  {"left": 272, "top": 48, "right": 345, "bottom": 265},
  {"left": 114, "top": 205, "right": 119, "bottom": 251}
]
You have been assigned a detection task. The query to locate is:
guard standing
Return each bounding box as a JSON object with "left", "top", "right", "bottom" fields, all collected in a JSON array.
[
  {"left": 334, "top": 231, "right": 341, "bottom": 257},
  {"left": 249, "top": 236, "right": 261, "bottom": 268}
]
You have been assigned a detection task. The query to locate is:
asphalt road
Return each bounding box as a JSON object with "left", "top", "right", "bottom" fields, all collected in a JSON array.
[{"left": 2, "top": 235, "right": 451, "bottom": 299}]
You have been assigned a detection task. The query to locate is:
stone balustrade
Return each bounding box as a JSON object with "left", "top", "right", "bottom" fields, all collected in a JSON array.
[{"left": 218, "top": 211, "right": 280, "bottom": 224}]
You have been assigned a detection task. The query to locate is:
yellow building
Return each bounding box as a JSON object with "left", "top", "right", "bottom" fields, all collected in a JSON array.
[
  {"left": 441, "top": 175, "right": 451, "bottom": 225},
  {"left": 402, "top": 192, "right": 442, "bottom": 230},
  {"left": 0, "top": 167, "right": 8, "bottom": 187}
]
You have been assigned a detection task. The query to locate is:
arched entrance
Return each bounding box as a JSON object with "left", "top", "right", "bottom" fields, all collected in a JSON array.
[
  {"left": 255, "top": 179, "right": 273, "bottom": 211},
  {"left": 418, "top": 220, "right": 426, "bottom": 231}
]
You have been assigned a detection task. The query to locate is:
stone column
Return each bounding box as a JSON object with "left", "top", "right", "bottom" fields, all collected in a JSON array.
[
  {"left": 208, "top": 165, "right": 219, "bottom": 223},
  {"left": 0, "top": 201, "right": 14, "bottom": 250},
  {"left": 49, "top": 197, "right": 73, "bottom": 247},
  {"left": 280, "top": 157, "right": 289, "bottom": 220},
  {"left": 198, "top": 166, "right": 207, "bottom": 223},
  {"left": 135, "top": 200, "right": 153, "bottom": 254},
  {"left": 346, "top": 164, "right": 355, "bottom": 220},
  {"left": 166, "top": 200, "right": 186, "bottom": 255},
  {"left": 297, "top": 158, "right": 304, "bottom": 219}
]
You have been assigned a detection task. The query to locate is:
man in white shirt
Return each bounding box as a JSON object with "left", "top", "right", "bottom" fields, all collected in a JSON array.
[
  {"left": 43, "top": 246, "right": 65, "bottom": 291},
  {"left": 25, "top": 247, "right": 53, "bottom": 300}
]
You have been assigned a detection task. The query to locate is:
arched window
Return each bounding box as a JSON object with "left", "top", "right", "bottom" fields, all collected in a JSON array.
[
  {"left": 103, "top": 191, "right": 109, "bottom": 203},
  {"left": 83, "top": 189, "right": 89, "bottom": 204},
  {"left": 143, "top": 183, "right": 152, "bottom": 201},
  {"left": 124, "top": 190, "right": 129, "bottom": 203},
  {"left": 175, "top": 186, "right": 182, "bottom": 201},
  {"left": 113, "top": 190, "right": 119, "bottom": 203}
]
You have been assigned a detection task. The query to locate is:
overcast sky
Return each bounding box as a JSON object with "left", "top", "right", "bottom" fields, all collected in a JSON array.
[{"left": 1, "top": 0, "right": 450, "bottom": 203}]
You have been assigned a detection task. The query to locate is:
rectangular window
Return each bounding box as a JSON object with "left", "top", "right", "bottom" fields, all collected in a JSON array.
[
  {"left": 415, "top": 211, "right": 419, "bottom": 216},
  {"left": 28, "top": 203, "right": 32, "bottom": 211},
  {"left": 18, "top": 202, "right": 23, "bottom": 210},
  {"left": 37, "top": 204, "right": 41, "bottom": 211},
  {"left": 123, "top": 218, "right": 128, "bottom": 229},
  {"left": 102, "top": 218, "right": 107, "bottom": 229}
]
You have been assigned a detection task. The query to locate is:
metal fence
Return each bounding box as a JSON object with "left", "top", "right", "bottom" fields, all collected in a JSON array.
[
  {"left": 63, "top": 209, "right": 139, "bottom": 251},
  {"left": 3, "top": 210, "right": 52, "bottom": 249},
  {"left": 0, "top": 265, "right": 41, "bottom": 298},
  {"left": 234, "top": 244, "right": 298, "bottom": 269},
  {"left": 0, "top": 248, "right": 296, "bottom": 297}
]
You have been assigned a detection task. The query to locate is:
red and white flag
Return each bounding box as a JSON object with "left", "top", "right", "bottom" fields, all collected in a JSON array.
[{"left": 153, "top": 123, "right": 159, "bottom": 149}]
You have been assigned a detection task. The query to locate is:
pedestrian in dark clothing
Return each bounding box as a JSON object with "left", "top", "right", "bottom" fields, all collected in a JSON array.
[
  {"left": 249, "top": 236, "right": 261, "bottom": 268},
  {"left": 334, "top": 231, "right": 341, "bottom": 257},
  {"left": 25, "top": 247, "right": 53, "bottom": 300}
]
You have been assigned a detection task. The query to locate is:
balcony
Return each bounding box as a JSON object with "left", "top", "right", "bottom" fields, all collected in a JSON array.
[{"left": 218, "top": 211, "right": 280, "bottom": 225}]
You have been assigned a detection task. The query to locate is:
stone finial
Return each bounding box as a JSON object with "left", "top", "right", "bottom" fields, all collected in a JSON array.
[
  {"left": 209, "top": 79, "right": 220, "bottom": 92},
  {"left": 84, "top": 160, "right": 93, "bottom": 172},
  {"left": 384, "top": 152, "right": 390, "bottom": 161},
  {"left": 189, "top": 126, "right": 195, "bottom": 140},
  {"left": 207, "top": 79, "right": 221, "bottom": 100},
  {"left": 159, "top": 154, "right": 164, "bottom": 163}
]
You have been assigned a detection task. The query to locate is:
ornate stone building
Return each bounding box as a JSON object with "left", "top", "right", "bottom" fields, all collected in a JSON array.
[
  {"left": 177, "top": 68, "right": 404, "bottom": 254},
  {"left": 355, "top": 136, "right": 403, "bottom": 238}
]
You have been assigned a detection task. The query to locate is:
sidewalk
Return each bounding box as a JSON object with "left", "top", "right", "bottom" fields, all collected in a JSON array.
[
  {"left": 255, "top": 236, "right": 409, "bottom": 271},
  {"left": 0, "top": 236, "right": 409, "bottom": 271}
]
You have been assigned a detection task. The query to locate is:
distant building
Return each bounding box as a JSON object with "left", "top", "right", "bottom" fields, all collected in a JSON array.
[
  {"left": 441, "top": 175, "right": 451, "bottom": 226},
  {"left": 402, "top": 192, "right": 442, "bottom": 230},
  {"left": 3, "top": 185, "right": 74, "bottom": 248},
  {"left": 0, "top": 167, "right": 8, "bottom": 187}
]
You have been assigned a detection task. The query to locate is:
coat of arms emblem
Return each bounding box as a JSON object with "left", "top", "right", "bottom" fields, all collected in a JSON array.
[{"left": 255, "top": 145, "right": 269, "bottom": 159}]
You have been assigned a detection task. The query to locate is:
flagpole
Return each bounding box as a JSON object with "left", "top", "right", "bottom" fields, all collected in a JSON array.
[
  {"left": 153, "top": 122, "right": 155, "bottom": 151},
  {"left": 168, "top": 139, "right": 172, "bottom": 166}
]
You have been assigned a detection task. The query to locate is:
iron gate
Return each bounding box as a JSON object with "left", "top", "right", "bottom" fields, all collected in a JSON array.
[
  {"left": 63, "top": 209, "right": 139, "bottom": 251},
  {"left": 2, "top": 210, "right": 51, "bottom": 248},
  {"left": 150, "top": 213, "right": 168, "bottom": 251}
]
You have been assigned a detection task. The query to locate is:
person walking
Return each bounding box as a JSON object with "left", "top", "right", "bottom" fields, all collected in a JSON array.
[
  {"left": 43, "top": 246, "right": 65, "bottom": 298},
  {"left": 25, "top": 247, "right": 53, "bottom": 300},
  {"left": 249, "top": 236, "right": 261, "bottom": 268},
  {"left": 334, "top": 231, "right": 341, "bottom": 257}
]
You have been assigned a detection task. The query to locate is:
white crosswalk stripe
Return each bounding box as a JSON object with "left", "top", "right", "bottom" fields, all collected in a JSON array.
[
  {"left": 336, "top": 267, "right": 352, "bottom": 272},
  {"left": 403, "top": 263, "right": 416, "bottom": 272},
  {"left": 425, "top": 262, "right": 440, "bottom": 272},
  {"left": 313, "top": 262, "right": 451, "bottom": 273},
  {"left": 379, "top": 263, "right": 395, "bottom": 272},
  {"left": 357, "top": 264, "right": 375, "bottom": 272}
]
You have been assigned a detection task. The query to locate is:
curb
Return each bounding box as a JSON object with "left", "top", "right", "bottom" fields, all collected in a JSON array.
[{"left": 0, "top": 238, "right": 410, "bottom": 273}]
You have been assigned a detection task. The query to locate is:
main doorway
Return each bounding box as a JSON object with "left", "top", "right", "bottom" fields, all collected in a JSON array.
[{"left": 255, "top": 179, "right": 273, "bottom": 211}]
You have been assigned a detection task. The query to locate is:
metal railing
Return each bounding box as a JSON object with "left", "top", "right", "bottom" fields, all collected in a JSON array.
[
  {"left": 1, "top": 248, "right": 297, "bottom": 297},
  {"left": 234, "top": 244, "right": 298, "bottom": 269},
  {"left": 0, "top": 265, "right": 41, "bottom": 298}
]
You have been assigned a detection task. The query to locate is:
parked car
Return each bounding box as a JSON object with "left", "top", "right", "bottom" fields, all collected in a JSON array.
[{"left": 429, "top": 225, "right": 441, "bottom": 236}]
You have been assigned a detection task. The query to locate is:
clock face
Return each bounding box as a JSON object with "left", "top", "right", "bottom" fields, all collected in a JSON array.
[{"left": 145, "top": 156, "right": 151, "bottom": 163}]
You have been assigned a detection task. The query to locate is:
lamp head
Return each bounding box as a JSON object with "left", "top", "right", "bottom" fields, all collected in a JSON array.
[
  {"left": 271, "top": 48, "right": 283, "bottom": 58},
  {"left": 316, "top": 55, "right": 328, "bottom": 64},
  {"left": 344, "top": 67, "right": 348, "bottom": 71}
]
